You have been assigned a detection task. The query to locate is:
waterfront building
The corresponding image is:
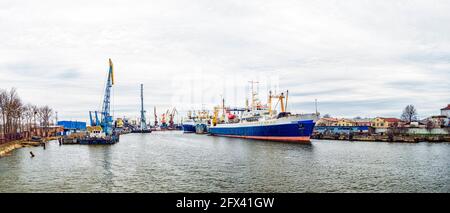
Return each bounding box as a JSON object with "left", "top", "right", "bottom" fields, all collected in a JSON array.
[
  {"left": 317, "top": 118, "right": 372, "bottom": 127},
  {"left": 354, "top": 118, "right": 372, "bottom": 126},
  {"left": 424, "top": 116, "right": 448, "bottom": 128},
  {"left": 57, "top": 121, "right": 87, "bottom": 136},
  {"left": 34, "top": 126, "right": 64, "bottom": 137},
  {"left": 403, "top": 121, "right": 426, "bottom": 128},
  {"left": 441, "top": 104, "right": 450, "bottom": 117},
  {"left": 336, "top": 119, "right": 357, "bottom": 126},
  {"left": 371, "top": 117, "right": 402, "bottom": 128},
  {"left": 316, "top": 118, "right": 339, "bottom": 126}
]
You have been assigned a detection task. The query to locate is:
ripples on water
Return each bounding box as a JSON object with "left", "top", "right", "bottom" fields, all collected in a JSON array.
[{"left": 0, "top": 131, "right": 449, "bottom": 192}]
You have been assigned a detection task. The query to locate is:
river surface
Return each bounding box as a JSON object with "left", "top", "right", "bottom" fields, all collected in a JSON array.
[{"left": 0, "top": 131, "right": 449, "bottom": 192}]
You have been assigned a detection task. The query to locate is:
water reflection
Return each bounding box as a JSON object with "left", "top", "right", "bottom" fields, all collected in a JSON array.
[{"left": 0, "top": 132, "right": 449, "bottom": 192}]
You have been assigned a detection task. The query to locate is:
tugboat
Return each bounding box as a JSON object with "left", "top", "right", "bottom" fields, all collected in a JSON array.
[
  {"left": 208, "top": 82, "right": 318, "bottom": 143},
  {"left": 79, "top": 126, "right": 119, "bottom": 144}
]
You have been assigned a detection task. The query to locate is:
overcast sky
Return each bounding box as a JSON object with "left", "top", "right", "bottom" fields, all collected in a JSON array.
[{"left": 1, "top": 0, "right": 449, "bottom": 122}]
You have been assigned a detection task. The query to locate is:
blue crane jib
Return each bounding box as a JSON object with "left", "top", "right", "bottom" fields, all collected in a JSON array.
[{"left": 89, "top": 59, "right": 115, "bottom": 136}]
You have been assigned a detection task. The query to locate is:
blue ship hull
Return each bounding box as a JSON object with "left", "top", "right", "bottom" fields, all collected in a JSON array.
[
  {"left": 182, "top": 124, "right": 196, "bottom": 133},
  {"left": 208, "top": 120, "right": 315, "bottom": 142}
]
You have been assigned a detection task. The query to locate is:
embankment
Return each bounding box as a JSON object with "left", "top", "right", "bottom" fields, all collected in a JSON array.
[
  {"left": 0, "top": 137, "right": 59, "bottom": 157},
  {"left": 0, "top": 140, "right": 25, "bottom": 157},
  {"left": 312, "top": 133, "right": 450, "bottom": 143}
]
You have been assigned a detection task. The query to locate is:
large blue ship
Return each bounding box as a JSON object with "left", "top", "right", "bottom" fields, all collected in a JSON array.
[{"left": 208, "top": 87, "right": 318, "bottom": 143}]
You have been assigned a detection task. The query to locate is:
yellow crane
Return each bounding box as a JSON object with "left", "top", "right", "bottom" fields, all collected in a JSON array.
[{"left": 268, "top": 90, "right": 289, "bottom": 116}]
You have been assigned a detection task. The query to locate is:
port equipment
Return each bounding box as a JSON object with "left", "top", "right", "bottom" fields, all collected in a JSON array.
[
  {"left": 89, "top": 58, "right": 115, "bottom": 136},
  {"left": 153, "top": 106, "right": 158, "bottom": 127},
  {"left": 168, "top": 107, "right": 178, "bottom": 128},
  {"left": 268, "top": 90, "right": 289, "bottom": 116},
  {"left": 139, "top": 84, "right": 147, "bottom": 131}
]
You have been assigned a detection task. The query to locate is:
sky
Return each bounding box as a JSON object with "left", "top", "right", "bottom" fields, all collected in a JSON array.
[{"left": 1, "top": 0, "right": 449, "bottom": 123}]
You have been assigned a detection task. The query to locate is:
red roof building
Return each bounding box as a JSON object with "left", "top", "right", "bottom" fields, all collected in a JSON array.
[
  {"left": 382, "top": 118, "right": 402, "bottom": 123},
  {"left": 441, "top": 104, "right": 450, "bottom": 117}
]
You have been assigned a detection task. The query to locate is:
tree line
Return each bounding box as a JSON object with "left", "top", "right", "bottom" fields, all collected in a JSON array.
[{"left": 0, "top": 88, "right": 53, "bottom": 140}]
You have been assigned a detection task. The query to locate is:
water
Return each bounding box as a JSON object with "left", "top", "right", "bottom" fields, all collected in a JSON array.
[{"left": 0, "top": 131, "right": 449, "bottom": 192}]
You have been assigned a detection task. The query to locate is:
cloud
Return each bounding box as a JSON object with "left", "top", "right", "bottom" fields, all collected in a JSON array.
[{"left": 0, "top": 0, "right": 449, "bottom": 122}]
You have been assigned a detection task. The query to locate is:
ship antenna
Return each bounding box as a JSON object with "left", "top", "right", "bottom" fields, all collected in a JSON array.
[
  {"left": 248, "top": 80, "right": 259, "bottom": 110},
  {"left": 315, "top": 99, "right": 318, "bottom": 115}
]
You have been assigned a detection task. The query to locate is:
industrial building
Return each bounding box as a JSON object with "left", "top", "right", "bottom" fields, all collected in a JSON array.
[{"left": 57, "top": 121, "right": 86, "bottom": 136}]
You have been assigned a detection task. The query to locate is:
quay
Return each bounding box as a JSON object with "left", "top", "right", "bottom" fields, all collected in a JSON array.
[{"left": 312, "top": 132, "right": 450, "bottom": 143}]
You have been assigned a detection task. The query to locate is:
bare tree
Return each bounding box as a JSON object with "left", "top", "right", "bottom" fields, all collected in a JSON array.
[
  {"left": 323, "top": 114, "right": 331, "bottom": 118},
  {"left": 0, "top": 88, "right": 55, "bottom": 141},
  {"left": 22, "top": 104, "right": 35, "bottom": 136},
  {"left": 38, "top": 106, "right": 53, "bottom": 137},
  {"left": 425, "top": 120, "right": 434, "bottom": 132},
  {"left": 0, "top": 88, "right": 23, "bottom": 140},
  {"left": 401, "top": 105, "right": 418, "bottom": 122}
]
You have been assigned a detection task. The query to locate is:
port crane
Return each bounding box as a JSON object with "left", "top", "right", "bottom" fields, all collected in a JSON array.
[
  {"left": 153, "top": 106, "right": 158, "bottom": 127},
  {"left": 139, "top": 84, "right": 147, "bottom": 130},
  {"left": 160, "top": 109, "right": 169, "bottom": 128},
  {"left": 168, "top": 107, "right": 178, "bottom": 128},
  {"left": 89, "top": 58, "right": 115, "bottom": 136}
]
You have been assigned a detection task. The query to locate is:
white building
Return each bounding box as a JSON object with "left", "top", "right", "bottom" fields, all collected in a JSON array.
[{"left": 441, "top": 104, "right": 450, "bottom": 117}]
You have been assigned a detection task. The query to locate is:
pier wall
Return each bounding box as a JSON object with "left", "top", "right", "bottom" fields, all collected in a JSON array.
[{"left": 313, "top": 133, "right": 450, "bottom": 142}]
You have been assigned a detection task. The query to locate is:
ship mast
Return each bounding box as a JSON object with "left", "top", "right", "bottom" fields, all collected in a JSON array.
[{"left": 249, "top": 80, "right": 259, "bottom": 110}]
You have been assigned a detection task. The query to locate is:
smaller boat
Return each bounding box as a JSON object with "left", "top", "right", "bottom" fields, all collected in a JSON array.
[
  {"left": 78, "top": 126, "right": 119, "bottom": 145},
  {"left": 182, "top": 110, "right": 211, "bottom": 134},
  {"left": 195, "top": 123, "right": 208, "bottom": 134},
  {"left": 182, "top": 119, "right": 196, "bottom": 133}
]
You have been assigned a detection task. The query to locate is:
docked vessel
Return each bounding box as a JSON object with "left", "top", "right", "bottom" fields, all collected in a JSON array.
[
  {"left": 208, "top": 84, "right": 318, "bottom": 143},
  {"left": 182, "top": 110, "right": 210, "bottom": 134},
  {"left": 181, "top": 119, "right": 196, "bottom": 133}
]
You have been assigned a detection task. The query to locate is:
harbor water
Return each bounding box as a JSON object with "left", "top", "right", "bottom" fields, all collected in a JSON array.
[{"left": 0, "top": 131, "right": 449, "bottom": 192}]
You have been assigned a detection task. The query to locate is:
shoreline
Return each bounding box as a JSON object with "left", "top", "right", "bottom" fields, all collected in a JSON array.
[
  {"left": 312, "top": 134, "right": 450, "bottom": 143},
  {"left": 0, "top": 137, "right": 59, "bottom": 157}
]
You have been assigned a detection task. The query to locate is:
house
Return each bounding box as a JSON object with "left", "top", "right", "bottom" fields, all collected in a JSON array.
[
  {"left": 403, "top": 121, "right": 426, "bottom": 128},
  {"left": 33, "top": 126, "right": 64, "bottom": 137},
  {"left": 424, "top": 116, "right": 448, "bottom": 128},
  {"left": 371, "top": 117, "right": 402, "bottom": 128},
  {"left": 441, "top": 104, "right": 450, "bottom": 117},
  {"left": 316, "top": 118, "right": 339, "bottom": 126},
  {"left": 336, "top": 119, "right": 357, "bottom": 126},
  {"left": 354, "top": 119, "right": 372, "bottom": 127}
]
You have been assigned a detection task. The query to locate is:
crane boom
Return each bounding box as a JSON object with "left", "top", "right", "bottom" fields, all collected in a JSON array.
[{"left": 100, "top": 58, "right": 114, "bottom": 136}]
